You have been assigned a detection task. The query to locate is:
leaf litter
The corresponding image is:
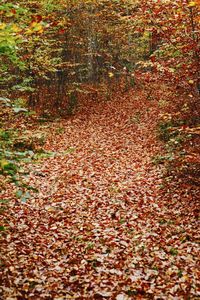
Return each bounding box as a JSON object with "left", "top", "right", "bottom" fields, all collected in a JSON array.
[{"left": 0, "top": 89, "right": 199, "bottom": 299}]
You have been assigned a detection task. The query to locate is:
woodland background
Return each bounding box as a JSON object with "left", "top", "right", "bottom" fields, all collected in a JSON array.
[{"left": 0, "top": 0, "right": 200, "bottom": 299}]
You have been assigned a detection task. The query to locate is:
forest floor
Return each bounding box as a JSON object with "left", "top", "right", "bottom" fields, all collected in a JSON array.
[{"left": 0, "top": 88, "right": 199, "bottom": 299}]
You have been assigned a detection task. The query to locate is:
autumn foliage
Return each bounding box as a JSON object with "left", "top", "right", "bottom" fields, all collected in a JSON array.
[
  {"left": 0, "top": 1, "right": 199, "bottom": 108},
  {"left": 0, "top": 1, "right": 200, "bottom": 299}
]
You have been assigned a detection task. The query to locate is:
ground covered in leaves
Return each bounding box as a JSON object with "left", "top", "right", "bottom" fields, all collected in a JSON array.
[{"left": 0, "top": 89, "right": 199, "bottom": 299}]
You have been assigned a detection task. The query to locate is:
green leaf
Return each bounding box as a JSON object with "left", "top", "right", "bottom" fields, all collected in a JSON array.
[
  {"left": 0, "top": 226, "right": 6, "bottom": 231},
  {"left": 16, "top": 190, "right": 23, "bottom": 198},
  {"left": 21, "top": 197, "right": 27, "bottom": 203},
  {"left": 4, "top": 162, "right": 16, "bottom": 170},
  {"left": 169, "top": 248, "right": 178, "bottom": 256},
  {"left": 21, "top": 191, "right": 31, "bottom": 203},
  {"left": 0, "top": 199, "right": 9, "bottom": 204}
]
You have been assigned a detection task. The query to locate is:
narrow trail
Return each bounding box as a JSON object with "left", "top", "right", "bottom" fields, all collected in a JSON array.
[{"left": 1, "top": 90, "right": 199, "bottom": 299}]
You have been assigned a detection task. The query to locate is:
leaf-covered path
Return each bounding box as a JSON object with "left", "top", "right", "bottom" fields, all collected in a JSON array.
[{"left": 1, "top": 90, "right": 199, "bottom": 299}]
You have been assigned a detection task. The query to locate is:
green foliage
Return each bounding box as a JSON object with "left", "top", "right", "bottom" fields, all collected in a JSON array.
[
  {"left": 12, "top": 78, "right": 35, "bottom": 93},
  {"left": 0, "top": 226, "right": 6, "bottom": 231},
  {"left": 16, "top": 190, "right": 31, "bottom": 203},
  {"left": 158, "top": 120, "right": 174, "bottom": 142},
  {"left": 0, "top": 160, "right": 18, "bottom": 176},
  {"left": 0, "top": 129, "right": 11, "bottom": 141},
  {"left": 169, "top": 248, "right": 178, "bottom": 256},
  {"left": 0, "top": 107, "right": 41, "bottom": 202},
  {"left": 152, "top": 153, "right": 174, "bottom": 165},
  {"left": 177, "top": 269, "right": 183, "bottom": 278},
  {"left": 0, "top": 199, "right": 9, "bottom": 214}
]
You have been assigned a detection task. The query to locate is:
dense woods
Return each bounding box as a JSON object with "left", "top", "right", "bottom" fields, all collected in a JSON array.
[{"left": 0, "top": 1, "right": 200, "bottom": 299}]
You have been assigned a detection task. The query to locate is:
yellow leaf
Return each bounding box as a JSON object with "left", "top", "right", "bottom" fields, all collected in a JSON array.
[
  {"left": 0, "top": 23, "right": 6, "bottom": 30},
  {"left": 108, "top": 72, "right": 114, "bottom": 78},
  {"left": 188, "top": 79, "right": 194, "bottom": 84},
  {"left": 30, "top": 21, "right": 37, "bottom": 28},
  {"left": 0, "top": 159, "right": 9, "bottom": 169},
  {"left": 188, "top": 1, "right": 196, "bottom": 7},
  {"left": 182, "top": 275, "right": 189, "bottom": 281},
  {"left": 12, "top": 24, "right": 21, "bottom": 33},
  {"left": 25, "top": 29, "right": 33, "bottom": 35},
  {"left": 34, "top": 23, "right": 43, "bottom": 33},
  {"left": 26, "top": 23, "right": 44, "bottom": 35}
]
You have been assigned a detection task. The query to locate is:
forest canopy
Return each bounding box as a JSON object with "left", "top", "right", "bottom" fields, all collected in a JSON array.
[{"left": 0, "top": 0, "right": 199, "bottom": 112}]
